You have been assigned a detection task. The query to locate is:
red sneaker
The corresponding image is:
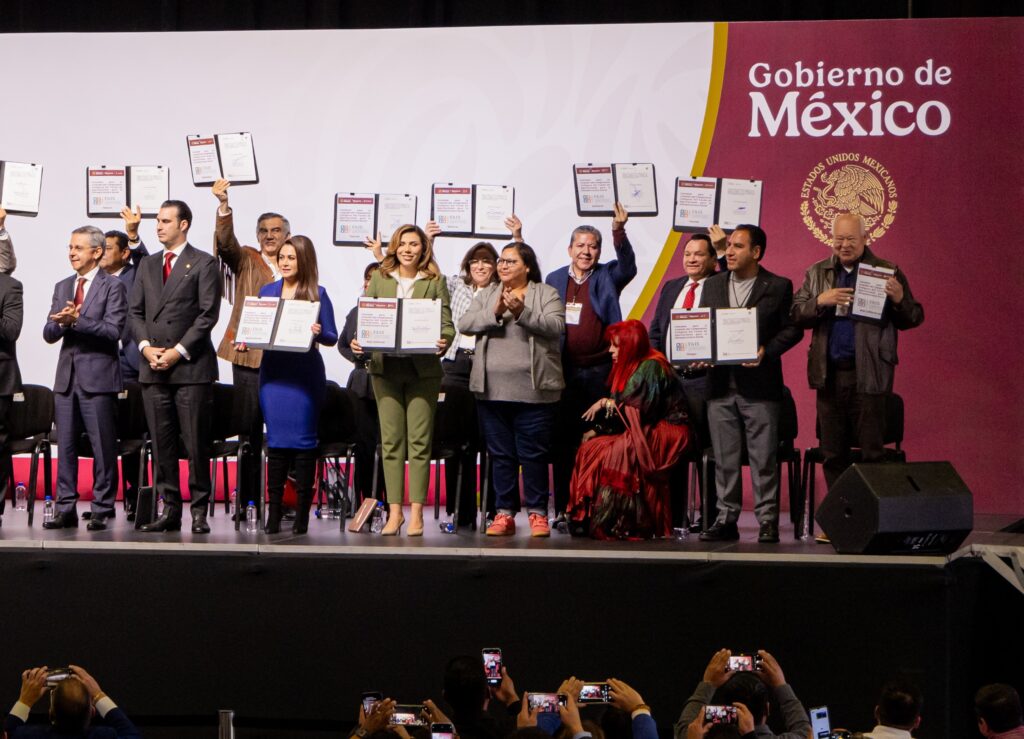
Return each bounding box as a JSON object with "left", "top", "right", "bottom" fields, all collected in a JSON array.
[
  {"left": 486, "top": 513, "right": 516, "bottom": 536},
  {"left": 528, "top": 513, "right": 550, "bottom": 538}
]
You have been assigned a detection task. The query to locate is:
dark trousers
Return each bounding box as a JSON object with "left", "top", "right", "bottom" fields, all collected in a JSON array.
[
  {"left": 674, "top": 373, "right": 717, "bottom": 526},
  {"left": 55, "top": 382, "right": 119, "bottom": 516},
  {"left": 142, "top": 382, "right": 213, "bottom": 517},
  {"left": 441, "top": 357, "right": 482, "bottom": 525},
  {"left": 551, "top": 361, "right": 611, "bottom": 514},
  {"left": 0, "top": 394, "right": 11, "bottom": 513},
  {"left": 817, "top": 366, "right": 886, "bottom": 489},
  {"left": 478, "top": 400, "right": 556, "bottom": 515},
  {"left": 232, "top": 364, "right": 264, "bottom": 508},
  {"left": 121, "top": 378, "right": 143, "bottom": 511},
  {"left": 266, "top": 448, "right": 317, "bottom": 506}
]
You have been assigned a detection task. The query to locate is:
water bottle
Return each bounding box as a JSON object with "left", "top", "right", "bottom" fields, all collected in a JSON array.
[
  {"left": 156, "top": 496, "right": 165, "bottom": 518},
  {"left": 369, "top": 502, "right": 384, "bottom": 534},
  {"left": 229, "top": 488, "right": 238, "bottom": 517},
  {"left": 42, "top": 495, "right": 55, "bottom": 524},
  {"left": 14, "top": 481, "right": 27, "bottom": 511},
  {"left": 245, "top": 501, "right": 258, "bottom": 532}
]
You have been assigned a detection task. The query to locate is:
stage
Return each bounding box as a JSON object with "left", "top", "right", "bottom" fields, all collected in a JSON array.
[{"left": 0, "top": 508, "right": 1021, "bottom": 739}]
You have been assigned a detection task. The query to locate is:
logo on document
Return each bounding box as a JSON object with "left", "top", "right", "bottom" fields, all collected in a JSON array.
[{"left": 799, "top": 153, "right": 898, "bottom": 245}]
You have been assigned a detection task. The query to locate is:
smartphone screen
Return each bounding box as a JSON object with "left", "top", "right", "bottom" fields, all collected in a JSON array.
[
  {"left": 728, "top": 654, "right": 756, "bottom": 672},
  {"left": 390, "top": 705, "right": 426, "bottom": 726},
  {"left": 362, "top": 692, "right": 383, "bottom": 716},
  {"left": 810, "top": 706, "right": 831, "bottom": 738},
  {"left": 527, "top": 693, "right": 567, "bottom": 713},
  {"left": 431, "top": 722, "right": 455, "bottom": 739},
  {"left": 578, "top": 682, "right": 611, "bottom": 704},
  {"left": 482, "top": 648, "right": 503, "bottom": 686},
  {"left": 704, "top": 705, "right": 738, "bottom": 725}
]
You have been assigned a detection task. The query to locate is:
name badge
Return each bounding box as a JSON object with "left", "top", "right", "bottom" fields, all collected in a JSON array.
[{"left": 565, "top": 302, "right": 582, "bottom": 325}]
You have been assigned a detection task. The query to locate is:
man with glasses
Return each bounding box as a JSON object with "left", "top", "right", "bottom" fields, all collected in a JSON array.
[
  {"left": 43, "top": 226, "right": 128, "bottom": 530},
  {"left": 791, "top": 212, "right": 923, "bottom": 492}
]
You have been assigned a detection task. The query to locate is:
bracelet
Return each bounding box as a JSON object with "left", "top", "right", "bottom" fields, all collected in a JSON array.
[
  {"left": 93, "top": 692, "right": 106, "bottom": 706},
  {"left": 631, "top": 703, "right": 650, "bottom": 714}
]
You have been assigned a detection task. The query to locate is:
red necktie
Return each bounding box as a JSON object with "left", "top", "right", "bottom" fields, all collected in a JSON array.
[
  {"left": 163, "top": 252, "right": 175, "bottom": 283},
  {"left": 73, "top": 278, "right": 85, "bottom": 308},
  {"left": 682, "top": 280, "right": 699, "bottom": 310}
]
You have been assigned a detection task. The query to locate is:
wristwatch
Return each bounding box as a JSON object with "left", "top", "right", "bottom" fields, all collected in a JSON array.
[{"left": 353, "top": 728, "right": 369, "bottom": 739}]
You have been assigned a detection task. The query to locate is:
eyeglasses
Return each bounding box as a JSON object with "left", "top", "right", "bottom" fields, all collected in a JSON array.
[{"left": 496, "top": 258, "right": 521, "bottom": 267}]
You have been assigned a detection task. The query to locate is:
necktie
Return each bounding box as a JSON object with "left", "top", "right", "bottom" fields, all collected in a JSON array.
[
  {"left": 163, "top": 252, "right": 175, "bottom": 283},
  {"left": 682, "top": 280, "right": 699, "bottom": 310},
  {"left": 73, "top": 278, "right": 85, "bottom": 308}
]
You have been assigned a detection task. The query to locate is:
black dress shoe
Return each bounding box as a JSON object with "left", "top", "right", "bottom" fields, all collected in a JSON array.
[
  {"left": 43, "top": 512, "right": 80, "bottom": 530},
  {"left": 191, "top": 512, "right": 211, "bottom": 534},
  {"left": 699, "top": 520, "right": 740, "bottom": 542},
  {"left": 86, "top": 518, "right": 108, "bottom": 531},
  {"left": 139, "top": 514, "right": 182, "bottom": 532},
  {"left": 84, "top": 510, "right": 115, "bottom": 521},
  {"left": 758, "top": 521, "right": 780, "bottom": 543}
]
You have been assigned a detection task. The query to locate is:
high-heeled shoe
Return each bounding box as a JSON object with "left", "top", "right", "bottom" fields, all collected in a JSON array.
[
  {"left": 381, "top": 513, "right": 405, "bottom": 536},
  {"left": 407, "top": 519, "right": 424, "bottom": 537}
]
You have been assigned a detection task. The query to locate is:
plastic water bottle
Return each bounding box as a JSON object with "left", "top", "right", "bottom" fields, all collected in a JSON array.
[
  {"left": 42, "top": 495, "right": 55, "bottom": 524},
  {"left": 156, "top": 496, "right": 165, "bottom": 518},
  {"left": 370, "top": 502, "right": 384, "bottom": 534},
  {"left": 229, "top": 488, "right": 238, "bottom": 518},
  {"left": 14, "top": 481, "right": 27, "bottom": 511},
  {"left": 245, "top": 501, "right": 258, "bottom": 532}
]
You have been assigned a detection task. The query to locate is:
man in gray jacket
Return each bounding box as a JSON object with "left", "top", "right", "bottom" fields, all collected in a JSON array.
[{"left": 790, "top": 212, "right": 923, "bottom": 489}]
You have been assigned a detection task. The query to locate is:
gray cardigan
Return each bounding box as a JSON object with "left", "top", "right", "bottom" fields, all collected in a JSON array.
[{"left": 458, "top": 281, "right": 566, "bottom": 396}]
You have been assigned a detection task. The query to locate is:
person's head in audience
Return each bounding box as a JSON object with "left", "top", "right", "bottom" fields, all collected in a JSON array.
[
  {"left": 600, "top": 706, "right": 631, "bottom": 739},
  {"left": 705, "top": 726, "right": 744, "bottom": 739},
  {"left": 460, "top": 242, "right": 499, "bottom": 288},
  {"left": 443, "top": 655, "right": 488, "bottom": 719},
  {"left": 555, "top": 719, "right": 605, "bottom": 739},
  {"left": 975, "top": 684, "right": 1023, "bottom": 736},
  {"left": 712, "top": 673, "right": 769, "bottom": 726},
  {"left": 874, "top": 678, "right": 922, "bottom": 732},
  {"left": 682, "top": 234, "right": 718, "bottom": 281},
  {"left": 50, "top": 677, "right": 92, "bottom": 733}
]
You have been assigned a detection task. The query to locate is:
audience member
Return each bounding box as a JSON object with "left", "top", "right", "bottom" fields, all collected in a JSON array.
[
  {"left": 975, "top": 684, "right": 1024, "bottom": 738},
  {"left": 858, "top": 679, "right": 922, "bottom": 738}
]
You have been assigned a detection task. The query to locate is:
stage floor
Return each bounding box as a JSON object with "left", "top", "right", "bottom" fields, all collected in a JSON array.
[{"left": 1, "top": 505, "right": 1020, "bottom": 565}]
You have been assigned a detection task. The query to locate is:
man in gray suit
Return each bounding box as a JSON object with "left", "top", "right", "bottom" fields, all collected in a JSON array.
[
  {"left": 130, "top": 200, "right": 220, "bottom": 534},
  {"left": 43, "top": 226, "right": 128, "bottom": 530}
]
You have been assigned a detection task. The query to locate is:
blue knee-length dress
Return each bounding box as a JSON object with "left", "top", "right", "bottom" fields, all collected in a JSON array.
[{"left": 258, "top": 282, "right": 339, "bottom": 450}]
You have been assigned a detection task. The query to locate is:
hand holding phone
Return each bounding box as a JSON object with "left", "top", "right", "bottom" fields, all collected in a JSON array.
[
  {"left": 726, "top": 653, "right": 762, "bottom": 672},
  {"left": 704, "top": 705, "right": 737, "bottom": 725},
  {"left": 431, "top": 722, "right": 455, "bottom": 739},
  {"left": 527, "top": 693, "right": 568, "bottom": 713},
  {"left": 578, "top": 682, "right": 611, "bottom": 704},
  {"left": 482, "top": 648, "right": 503, "bottom": 687},
  {"left": 390, "top": 704, "right": 427, "bottom": 726}
]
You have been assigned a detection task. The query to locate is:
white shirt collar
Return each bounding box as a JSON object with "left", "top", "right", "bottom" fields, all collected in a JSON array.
[
  {"left": 864, "top": 725, "right": 915, "bottom": 738},
  {"left": 75, "top": 265, "right": 101, "bottom": 283},
  {"left": 163, "top": 242, "right": 188, "bottom": 259}
]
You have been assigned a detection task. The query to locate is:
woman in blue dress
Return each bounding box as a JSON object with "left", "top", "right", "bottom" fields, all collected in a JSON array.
[{"left": 247, "top": 235, "right": 338, "bottom": 534}]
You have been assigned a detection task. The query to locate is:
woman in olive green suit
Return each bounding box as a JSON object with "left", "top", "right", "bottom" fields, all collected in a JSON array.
[{"left": 350, "top": 225, "right": 455, "bottom": 535}]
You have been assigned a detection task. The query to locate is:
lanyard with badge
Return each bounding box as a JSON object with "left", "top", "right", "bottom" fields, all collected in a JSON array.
[{"left": 566, "top": 270, "right": 592, "bottom": 325}]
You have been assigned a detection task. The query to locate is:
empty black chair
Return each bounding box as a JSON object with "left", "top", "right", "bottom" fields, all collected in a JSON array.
[
  {"left": 316, "top": 382, "right": 359, "bottom": 529},
  {"left": 208, "top": 382, "right": 244, "bottom": 517},
  {"left": 7, "top": 385, "right": 55, "bottom": 525},
  {"left": 429, "top": 384, "right": 478, "bottom": 530}
]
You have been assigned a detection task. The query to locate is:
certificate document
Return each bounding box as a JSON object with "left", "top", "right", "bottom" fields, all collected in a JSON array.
[
  {"left": 432, "top": 184, "right": 473, "bottom": 234},
  {"left": 674, "top": 177, "right": 717, "bottom": 230},
  {"left": 717, "top": 179, "right": 763, "bottom": 230},
  {"left": 235, "top": 297, "right": 280, "bottom": 345},
  {"left": 357, "top": 297, "right": 399, "bottom": 351},
  {"left": 400, "top": 298, "right": 442, "bottom": 353},
  {"left": 187, "top": 136, "right": 220, "bottom": 185},
  {"left": 474, "top": 184, "right": 514, "bottom": 237},
  {"left": 334, "top": 193, "right": 377, "bottom": 244},
  {"left": 852, "top": 263, "right": 895, "bottom": 322},
  {"left": 669, "top": 309, "right": 713, "bottom": 363},
  {"left": 273, "top": 299, "right": 320, "bottom": 350},
  {"left": 217, "top": 132, "right": 258, "bottom": 182},
  {"left": 573, "top": 164, "right": 615, "bottom": 214},
  {"left": 128, "top": 165, "right": 169, "bottom": 214},
  {"left": 714, "top": 307, "right": 759, "bottom": 364},
  {"left": 613, "top": 163, "right": 658, "bottom": 215},
  {"left": 377, "top": 194, "right": 417, "bottom": 241},
  {"left": 87, "top": 167, "right": 127, "bottom": 215},
  {"left": 0, "top": 161, "right": 43, "bottom": 214}
]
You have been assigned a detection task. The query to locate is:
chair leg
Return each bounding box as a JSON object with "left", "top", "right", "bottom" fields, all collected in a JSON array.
[
  {"left": 453, "top": 454, "right": 464, "bottom": 534},
  {"left": 43, "top": 442, "right": 52, "bottom": 500},
  {"left": 433, "top": 459, "right": 441, "bottom": 520},
  {"left": 701, "top": 451, "right": 711, "bottom": 533},
  {"left": 221, "top": 452, "right": 230, "bottom": 515},
  {"left": 27, "top": 444, "right": 41, "bottom": 526},
  {"left": 807, "top": 458, "right": 817, "bottom": 538},
  {"left": 371, "top": 444, "right": 381, "bottom": 503},
  {"left": 344, "top": 447, "right": 355, "bottom": 517},
  {"left": 209, "top": 456, "right": 218, "bottom": 516}
]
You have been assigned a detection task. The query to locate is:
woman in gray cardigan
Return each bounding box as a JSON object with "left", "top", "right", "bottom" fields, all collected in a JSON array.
[{"left": 458, "top": 242, "right": 565, "bottom": 537}]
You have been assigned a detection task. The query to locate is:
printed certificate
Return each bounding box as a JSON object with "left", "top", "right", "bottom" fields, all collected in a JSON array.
[
  {"left": 128, "top": 165, "right": 170, "bottom": 214},
  {"left": 217, "top": 132, "right": 258, "bottom": 183},
  {"left": 852, "top": 263, "right": 895, "bottom": 322},
  {"left": 0, "top": 161, "right": 43, "bottom": 214},
  {"left": 377, "top": 194, "right": 417, "bottom": 241},
  {"left": 400, "top": 298, "right": 442, "bottom": 353},
  {"left": 473, "top": 184, "right": 515, "bottom": 237},
  {"left": 235, "top": 297, "right": 281, "bottom": 345},
  {"left": 273, "top": 299, "right": 320, "bottom": 350},
  {"left": 613, "top": 163, "right": 658, "bottom": 215},
  {"left": 86, "top": 167, "right": 127, "bottom": 216},
  {"left": 334, "top": 193, "right": 377, "bottom": 244},
  {"left": 714, "top": 307, "right": 759, "bottom": 364},
  {"left": 357, "top": 297, "right": 399, "bottom": 351},
  {"left": 717, "top": 179, "right": 763, "bottom": 230},
  {"left": 670, "top": 309, "right": 713, "bottom": 363},
  {"left": 573, "top": 164, "right": 615, "bottom": 214},
  {"left": 431, "top": 184, "right": 473, "bottom": 234},
  {"left": 187, "top": 136, "right": 220, "bottom": 185},
  {"left": 673, "top": 177, "right": 718, "bottom": 230}
]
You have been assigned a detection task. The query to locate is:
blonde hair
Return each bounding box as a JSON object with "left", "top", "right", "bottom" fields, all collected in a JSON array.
[{"left": 379, "top": 225, "right": 442, "bottom": 280}]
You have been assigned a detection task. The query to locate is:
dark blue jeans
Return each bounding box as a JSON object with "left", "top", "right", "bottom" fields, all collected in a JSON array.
[{"left": 478, "top": 400, "right": 556, "bottom": 515}]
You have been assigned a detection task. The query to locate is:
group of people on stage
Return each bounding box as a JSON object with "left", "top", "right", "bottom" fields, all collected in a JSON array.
[{"left": 0, "top": 182, "right": 924, "bottom": 542}]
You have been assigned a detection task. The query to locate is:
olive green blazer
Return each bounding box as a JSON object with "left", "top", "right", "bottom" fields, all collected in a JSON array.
[{"left": 365, "top": 269, "right": 455, "bottom": 378}]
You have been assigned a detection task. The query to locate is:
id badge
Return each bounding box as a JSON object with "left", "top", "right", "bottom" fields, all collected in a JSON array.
[{"left": 565, "top": 302, "right": 582, "bottom": 325}]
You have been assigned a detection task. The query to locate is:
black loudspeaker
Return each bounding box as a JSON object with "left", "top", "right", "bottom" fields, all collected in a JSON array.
[{"left": 815, "top": 462, "right": 973, "bottom": 554}]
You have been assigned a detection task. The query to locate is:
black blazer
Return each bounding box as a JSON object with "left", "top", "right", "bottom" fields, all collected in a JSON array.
[
  {"left": 129, "top": 243, "right": 221, "bottom": 384},
  {"left": 0, "top": 273, "right": 23, "bottom": 396},
  {"left": 649, "top": 275, "right": 690, "bottom": 356},
  {"left": 338, "top": 305, "right": 373, "bottom": 399},
  {"left": 115, "top": 264, "right": 141, "bottom": 377},
  {"left": 699, "top": 267, "right": 802, "bottom": 401},
  {"left": 43, "top": 270, "right": 126, "bottom": 394}
]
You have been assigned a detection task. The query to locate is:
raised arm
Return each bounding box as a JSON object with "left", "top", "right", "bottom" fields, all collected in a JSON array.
[
  {"left": 608, "top": 203, "right": 638, "bottom": 289},
  {"left": 0, "top": 208, "right": 16, "bottom": 274},
  {"left": 212, "top": 179, "right": 243, "bottom": 273}
]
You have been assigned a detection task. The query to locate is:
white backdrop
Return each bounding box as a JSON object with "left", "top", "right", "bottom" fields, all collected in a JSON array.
[{"left": 0, "top": 22, "right": 713, "bottom": 385}]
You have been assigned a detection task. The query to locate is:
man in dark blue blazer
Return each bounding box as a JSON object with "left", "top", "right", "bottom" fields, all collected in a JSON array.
[
  {"left": 103, "top": 207, "right": 150, "bottom": 382},
  {"left": 43, "top": 226, "right": 127, "bottom": 531},
  {"left": 544, "top": 202, "right": 637, "bottom": 524},
  {"left": 5, "top": 664, "right": 140, "bottom": 738}
]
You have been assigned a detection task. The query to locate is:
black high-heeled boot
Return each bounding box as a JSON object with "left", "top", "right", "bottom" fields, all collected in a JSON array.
[
  {"left": 292, "top": 452, "right": 318, "bottom": 535},
  {"left": 265, "top": 452, "right": 289, "bottom": 534}
]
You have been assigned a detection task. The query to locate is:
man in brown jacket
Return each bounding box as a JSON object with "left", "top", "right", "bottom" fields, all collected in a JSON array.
[
  {"left": 791, "top": 212, "right": 924, "bottom": 490},
  {"left": 212, "top": 179, "right": 289, "bottom": 513}
]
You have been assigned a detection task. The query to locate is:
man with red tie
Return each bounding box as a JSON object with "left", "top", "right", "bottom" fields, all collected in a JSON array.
[
  {"left": 129, "top": 201, "right": 221, "bottom": 534},
  {"left": 43, "top": 226, "right": 128, "bottom": 530},
  {"left": 649, "top": 233, "right": 720, "bottom": 527}
]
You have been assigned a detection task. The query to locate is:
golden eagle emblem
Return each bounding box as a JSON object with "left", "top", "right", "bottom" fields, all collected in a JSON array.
[{"left": 800, "top": 153, "right": 898, "bottom": 245}]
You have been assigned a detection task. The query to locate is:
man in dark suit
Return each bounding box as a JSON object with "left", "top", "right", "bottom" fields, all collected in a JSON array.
[
  {"left": 42, "top": 226, "right": 127, "bottom": 531},
  {"left": 130, "top": 200, "right": 221, "bottom": 534},
  {"left": 5, "top": 664, "right": 140, "bottom": 738},
  {"left": 102, "top": 208, "right": 150, "bottom": 521},
  {"left": 698, "top": 225, "right": 802, "bottom": 543},
  {"left": 0, "top": 248, "right": 22, "bottom": 529}
]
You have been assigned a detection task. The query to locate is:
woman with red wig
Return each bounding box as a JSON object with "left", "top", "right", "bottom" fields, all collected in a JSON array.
[{"left": 567, "top": 319, "right": 689, "bottom": 539}]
